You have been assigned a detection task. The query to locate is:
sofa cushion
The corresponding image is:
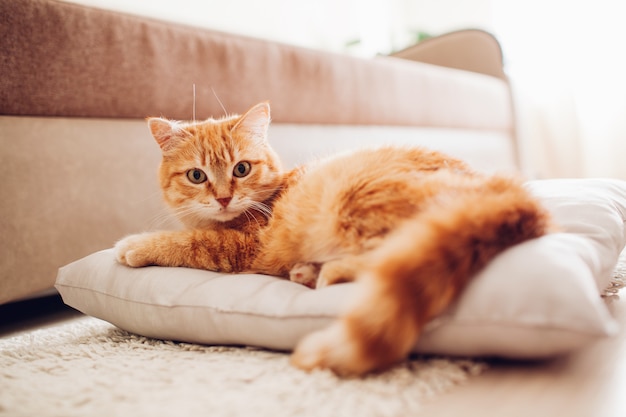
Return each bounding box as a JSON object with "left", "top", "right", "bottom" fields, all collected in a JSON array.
[{"left": 55, "top": 178, "right": 626, "bottom": 358}]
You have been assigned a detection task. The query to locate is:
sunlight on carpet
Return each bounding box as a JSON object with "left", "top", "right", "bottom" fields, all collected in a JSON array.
[{"left": 0, "top": 317, "right": 485, "bottom": 417}]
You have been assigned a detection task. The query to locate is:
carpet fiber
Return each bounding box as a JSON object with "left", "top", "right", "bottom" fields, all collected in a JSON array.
[{"left": 1, "top": 317, "right": 485, "bottom": 417}]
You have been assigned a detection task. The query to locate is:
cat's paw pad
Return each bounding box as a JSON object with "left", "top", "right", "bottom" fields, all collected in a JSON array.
[
  {"left": 289, "top": 262, "right": 321, "bottom": 288},
  {"left": 290, "top": 322, "right": 369, "bottom": 376},
  {"left": 114, "top": 233, "right": 155, "bottom": 267}
]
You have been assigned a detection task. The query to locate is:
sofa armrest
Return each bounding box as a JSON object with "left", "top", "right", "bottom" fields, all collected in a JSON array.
[{"left": 391, "top": 29, "right": 507, "bottom": 80}]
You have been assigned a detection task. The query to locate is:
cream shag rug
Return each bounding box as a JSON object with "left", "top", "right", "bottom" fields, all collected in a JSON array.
[{"left": 0, "top": 316, "right": 485, "bottom": 417}]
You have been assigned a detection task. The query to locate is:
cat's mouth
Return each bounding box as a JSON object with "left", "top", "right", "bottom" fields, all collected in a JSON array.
[
  {"left": 176, "top": 204, "right": 244, "bottom": 227},
  {"left": 213, "top": 208, "right": 242, "bottom": 222}
]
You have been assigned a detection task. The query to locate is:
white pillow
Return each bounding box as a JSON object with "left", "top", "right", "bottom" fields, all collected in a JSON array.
[{"left": 55, "top": 178, "right": 626, "bottom": 358}]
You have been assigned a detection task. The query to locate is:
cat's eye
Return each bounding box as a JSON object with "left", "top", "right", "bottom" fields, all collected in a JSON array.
[
  {"left": 233, "top": 161, "right": 251, "bottom": 178},
  {"left": 186, "top": 168, "right": 207, "bottom": 184}
]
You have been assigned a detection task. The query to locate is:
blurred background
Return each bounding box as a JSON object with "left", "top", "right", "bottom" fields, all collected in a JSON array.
[{"left": 64, "top": 0, "right": 626, "bottom": 179}]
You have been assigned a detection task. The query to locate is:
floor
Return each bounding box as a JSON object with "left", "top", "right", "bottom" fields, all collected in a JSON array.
[
  {"left": 419, "top": 295, "right": 626, "bottom": 417},
  {"left": 2, "top": 294, "right": 625, "bottom": 416}
]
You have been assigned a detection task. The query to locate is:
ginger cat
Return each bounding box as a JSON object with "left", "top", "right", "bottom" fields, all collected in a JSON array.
[{"left": 115, "top": 101, "right": 551, "bottom": 376}]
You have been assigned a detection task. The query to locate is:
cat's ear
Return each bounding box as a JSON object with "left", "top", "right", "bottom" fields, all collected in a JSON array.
[
  {"left": 147, "top": 117, "right": 182, "bottom": 151},
  {"left": 232, "top": 101, "right": 271, "bottom": 145}
]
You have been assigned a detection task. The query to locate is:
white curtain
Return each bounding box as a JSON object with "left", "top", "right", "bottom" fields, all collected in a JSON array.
[{"left": 493, "top": 0, "right": 626, "bottom": 179}]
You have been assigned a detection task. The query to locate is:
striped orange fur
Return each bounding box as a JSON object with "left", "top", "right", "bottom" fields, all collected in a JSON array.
[{"left": 115, "top": 102, "right": 552, "bottom": 376}]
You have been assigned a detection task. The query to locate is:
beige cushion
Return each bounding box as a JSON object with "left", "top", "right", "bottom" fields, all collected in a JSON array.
[{"left": 56, "top": 178, "right": 626, "bottom": 358}]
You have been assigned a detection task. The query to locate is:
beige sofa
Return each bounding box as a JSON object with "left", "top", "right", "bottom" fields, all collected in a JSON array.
[{"left": 0, "top": 0, "right": 518, "bottom": 304}]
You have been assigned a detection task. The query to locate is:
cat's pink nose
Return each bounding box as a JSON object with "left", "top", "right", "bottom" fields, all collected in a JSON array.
[{"left": 217, "top": 197, "right": 232, "bottom": 208}]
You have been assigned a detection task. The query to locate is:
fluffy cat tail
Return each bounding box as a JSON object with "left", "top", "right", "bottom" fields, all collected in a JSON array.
[{"left": 291, "top": 175, "right": 552, "bottom": 375}]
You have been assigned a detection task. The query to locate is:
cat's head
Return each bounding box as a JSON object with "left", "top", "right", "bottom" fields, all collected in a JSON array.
[{"left": 148, "top": 102, "right": 284, "bottom": 227}]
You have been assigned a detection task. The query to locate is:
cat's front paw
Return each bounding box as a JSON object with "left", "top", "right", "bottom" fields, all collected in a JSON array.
[{"left": 114, "top": 233, "right": 158, "bottom": 267}]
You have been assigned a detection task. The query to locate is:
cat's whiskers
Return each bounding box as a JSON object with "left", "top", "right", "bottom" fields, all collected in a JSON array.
[
  {"left": 192, "top": 83, "right": 196, "bottom": 122},
  {"left": 248, "top": 188, "right": 285, "bottom": 205},
  {"left": 211, "top": 86, "right": 228, "bottom": 118},
  {"left": 168, "top": 204, "right": 211, "bottom": 224},
  {"left": 145, "top": 207, "right": 180, "bottom": 229},
  {"left": 242, "top": 207, "right": 261, "bottom": 229},
  {"left": 247, "top": 186, "right": 285, "bottom": 197},
  {"left": 248, "top": 200, "right": 273, "bottom": 219},
  {"left": 209, "top": 89, "right": 237, "bottom": 150},
  {"left": 117, "top": 190, "right": 181, "bottom": 230}
]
